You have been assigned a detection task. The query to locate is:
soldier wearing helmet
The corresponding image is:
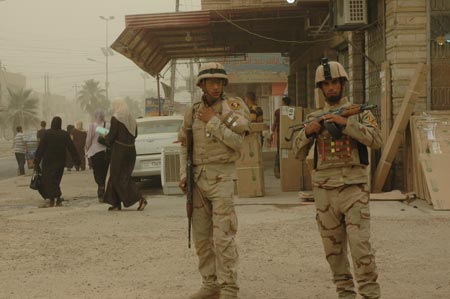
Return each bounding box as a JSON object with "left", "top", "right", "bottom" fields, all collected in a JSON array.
[
  {"left": 293, "top": 58, "right": 382, "bottom": 299},
  {"left": 178, "top": 62, "right": 250, "bottom": 299}
]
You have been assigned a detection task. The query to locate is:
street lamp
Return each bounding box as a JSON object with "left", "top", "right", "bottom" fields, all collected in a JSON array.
[{"left": 99, "top": 16, "right": 114, "bottom": 101}]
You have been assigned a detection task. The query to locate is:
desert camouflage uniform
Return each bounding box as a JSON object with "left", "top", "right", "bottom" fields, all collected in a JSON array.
[
  {"left": 179, "top": 96, "right": 250, "bottom": 299},
  {"left": 293, "top": 97, "right": 382, "bottom": 299}
]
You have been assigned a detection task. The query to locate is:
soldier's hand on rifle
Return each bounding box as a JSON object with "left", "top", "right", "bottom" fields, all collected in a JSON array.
[
  {"left": 305, "top": 120, "right": 322, "bottom": 137},
  {"left": 179, "top": 177, "right": 187, "bottom": 193},
  {"left": 197, "top": 107, "right": 216, "bottom": 123},
  {"left": 323, "top": 114, "right": 347, "bottom": 126}
]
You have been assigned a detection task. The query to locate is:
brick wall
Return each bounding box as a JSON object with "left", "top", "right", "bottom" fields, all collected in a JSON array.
[{"left": 385, "top": 0, "right": 427, "bottom": 190}]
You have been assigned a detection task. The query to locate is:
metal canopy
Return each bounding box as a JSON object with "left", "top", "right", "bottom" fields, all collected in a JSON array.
[{"left": 111, "top": 3, "right": 329, "bottom": 77}]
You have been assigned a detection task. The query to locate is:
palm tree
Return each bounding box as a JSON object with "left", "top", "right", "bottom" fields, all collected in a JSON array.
[
  {"left": 6, "top": 88, "right": 40, "bottom": 134},
  {"left": 77, "top": 79, "right": 108, "bottom": 116}
]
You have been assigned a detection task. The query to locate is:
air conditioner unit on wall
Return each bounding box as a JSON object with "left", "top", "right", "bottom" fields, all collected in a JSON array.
[
  {"left": 161, "top": 145, "right": 183, "bottom": 195},
  {"left": 332, "top": 0, "right": 367, "bottom": 31}
]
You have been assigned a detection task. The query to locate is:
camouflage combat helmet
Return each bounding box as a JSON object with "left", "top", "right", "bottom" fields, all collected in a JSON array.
[
  {"left": 196, "top": 62, "right": 229, "bottom": 86},
  {"left": 315, "top": 58, "right": 349, "bottom": 87}
]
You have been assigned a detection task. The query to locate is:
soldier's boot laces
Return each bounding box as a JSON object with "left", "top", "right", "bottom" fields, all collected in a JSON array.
[{"left": 189, "top": 286, "right": 220, "bottom": 299}]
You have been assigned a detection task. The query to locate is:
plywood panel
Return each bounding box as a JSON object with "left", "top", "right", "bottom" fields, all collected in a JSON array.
[{"left": 373, "top": 63, "right": 427, "bottom": 192}]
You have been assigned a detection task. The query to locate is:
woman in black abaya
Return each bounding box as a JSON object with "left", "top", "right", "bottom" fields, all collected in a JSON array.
[
  {"left": 102, "top": 98, "right": 147, "bottom": 211},
  {"left": 34, "top": 117, "right": 80, "bottom": 207}
]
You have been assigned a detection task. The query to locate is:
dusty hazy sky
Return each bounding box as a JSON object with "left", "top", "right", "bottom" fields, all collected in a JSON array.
[{"left": 0, "top": 0, "right": 201, "bottom": 101}]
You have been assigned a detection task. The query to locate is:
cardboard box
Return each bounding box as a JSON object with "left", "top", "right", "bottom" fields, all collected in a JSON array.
[
  {"left": 236, "top": 133, "right": 262, "bottom": 167},
  {"left": 280, "top": 106, "right": 304, "bottom": 149},
  {"left": 280, "top": 149, "right": 303, "bottom": 192},
  {"left": 250, "top": 122, "right": 269, "bottom": 133},
  {"left": 236, "top": 165, "right": 265, "bottom": 197}
]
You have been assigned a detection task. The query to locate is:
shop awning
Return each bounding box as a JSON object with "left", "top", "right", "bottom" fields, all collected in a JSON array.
[{"left": 111, "top": 2, "right": 329, "bottom": 77}]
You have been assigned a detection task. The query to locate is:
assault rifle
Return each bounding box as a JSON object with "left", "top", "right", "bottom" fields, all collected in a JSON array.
[
  {"left": 284, "top": 103, "right": 378, "bottom": 142},
  {"left": 186, "top": 127, "right": 194, "bottom": 249}
]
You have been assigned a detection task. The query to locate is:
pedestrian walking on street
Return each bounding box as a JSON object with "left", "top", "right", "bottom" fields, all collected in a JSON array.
[
  {"left": 178, "top": 62, "right": 250, "bottom": 299},
  {"left": 102, "top": 98, "right": 147, "bottom": 211},
  {"left": 13, "top": 126, "right": 27, "bottom": 176},
  {"left": 36, "top": 120, "right": 46, "bottom": 147},
  {"left": 34, "top": 116, "right": 80, "bottom": 207},
  {"left": 244, "top": 91, "right": 263, "bottom": 123},
  {"left": 72, "top": 121, "right": 87, "bottom": 171},
  {"left": 65, "top": 124, "right": 75, "bottom": 171},
  {"left": 85, "top": 109, "right": 110, "bottom": 201},
  {"left": 244, "top": 91, "right": 264, "bottom": 145},
  {"left": 293, "top": 58, "right": 382, "bottom": 299}
]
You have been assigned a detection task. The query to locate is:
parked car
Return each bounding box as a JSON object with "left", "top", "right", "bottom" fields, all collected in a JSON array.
[{"left": 132, "top": 115, "right": 183, "bottom": 180}]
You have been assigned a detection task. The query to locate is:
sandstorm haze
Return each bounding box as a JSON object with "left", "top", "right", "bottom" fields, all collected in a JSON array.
[{"left": 0, "top": 0, "right": 201, "bottom": 100}]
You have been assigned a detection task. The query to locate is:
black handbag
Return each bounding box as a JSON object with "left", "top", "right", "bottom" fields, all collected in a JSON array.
[
  {"left": 97, "top": 135, "right": 108, "bottom": 146},
  {"left": 30, "top": 167, "right": 42, "bottom": 190}
]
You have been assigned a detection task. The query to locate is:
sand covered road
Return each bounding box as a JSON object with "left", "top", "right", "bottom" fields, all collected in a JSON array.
[{"left": 0, "top": 171, "right": 450, "bottom": 298}]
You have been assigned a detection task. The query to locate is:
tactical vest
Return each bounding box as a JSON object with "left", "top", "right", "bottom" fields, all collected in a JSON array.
[{"left": 313, "top": 129, "right": 368, "bottom": 170}]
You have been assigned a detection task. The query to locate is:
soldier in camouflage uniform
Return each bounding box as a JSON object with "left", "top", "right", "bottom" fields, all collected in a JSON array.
[
  {"left": 293, "top": 59, "right": 382, "bottom": 299},
  {"left": 178, "top": 62, "right": 250, "bottom": 299}
]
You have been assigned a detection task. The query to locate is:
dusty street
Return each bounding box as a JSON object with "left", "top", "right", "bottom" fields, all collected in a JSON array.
[{"left": 0, "top": 169, "right": 449, "bottom": 299}]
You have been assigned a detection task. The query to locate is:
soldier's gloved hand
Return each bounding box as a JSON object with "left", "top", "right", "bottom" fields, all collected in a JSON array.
[
  {"left": 179, "top": 177, "right": 187, "bottom": 193},
  {"left": 305, "top": 120, "right": 322, "bottom": 137}
]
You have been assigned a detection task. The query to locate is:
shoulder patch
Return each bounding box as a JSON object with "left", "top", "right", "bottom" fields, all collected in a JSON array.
[
  {"left": 228, "top": 99, "right": 241, "bottom": 110},
  {"left": 363, "top": 111, "right": 378, "bottom": 127}
]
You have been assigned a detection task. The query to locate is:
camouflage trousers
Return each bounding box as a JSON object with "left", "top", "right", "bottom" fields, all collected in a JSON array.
[
  {"left": 192, "top": 166, "right": 239, "bottom": 298},
  {"left": 313, "top": 183, "right": 380, "bottom": 299}
]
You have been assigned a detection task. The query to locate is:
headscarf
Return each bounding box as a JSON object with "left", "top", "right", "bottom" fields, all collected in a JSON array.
[
  {"left": 66, "top": 124, "right": 74, "bottom": 133},
  {"left": 51, "top": 116, "right": 62, "bottom": 130},
  {"left": 112, "top": 97, "right": 137, "bottom": 137},
  {"left": 94, "top": 109, "right": 106, "bottom": 124},
  {"left": 75, "top": 121, "right": 84, "bottom": 131}
]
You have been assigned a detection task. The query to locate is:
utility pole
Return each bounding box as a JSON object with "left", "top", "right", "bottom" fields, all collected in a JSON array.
[
  {"left": 168, "top": 0, "right": 180, "bottom": 115},
  {"left": 72, "top": 83, "right": 79, "bottom": 124},
  {"left": 43, "top": 73, "right": 50, "bottom": 122},
  {"left": 73, "top": 83, "right": 79, "bottom": 100},
  {"left": 189, "top": 59, "right": 195, "bottom": 103},
  {"left": 100, "top": 16, "right": 114, "bottom": 101},
  {"left": 0, "top": 60, "right": 3, "bottom": 107},
  {"left": 157, "top": 74, "right": 162, "bottom": 116}
]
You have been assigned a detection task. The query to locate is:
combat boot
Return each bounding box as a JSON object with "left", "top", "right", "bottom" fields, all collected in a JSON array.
[{"left": 189, "top": 286, "right": 220, "bottom": 299}]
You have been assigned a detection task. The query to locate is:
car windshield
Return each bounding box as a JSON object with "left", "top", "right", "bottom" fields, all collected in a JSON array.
[{"left": 138, "top": 119, "right": 182, "bottom": 135}]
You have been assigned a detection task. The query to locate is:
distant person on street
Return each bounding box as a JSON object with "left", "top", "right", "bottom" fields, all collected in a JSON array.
[
  {"left": 102, "top": 98, "right": 147, "bottom": 211},
  {"left": 13, "top": 126, "right": 27, "bottom": 176},
  {"left": 244, "top": 91, "right": 263, "bottom": 123},
  {"left": 85, "top": 109, "right": 110, "bottom": 201},
  {"left": 72, "top": 121, "right": 87, "bottom": 171},
  {"left": 34, "top": 116, "right": 80, "bottom": 207},
  {"left": 244, "top": 91, "right": 264, "bottom": 145},
  {"left": 36, "top": 120, "right": 46, "bottom": 147},
  {"left": 65, "top": 124, "right": 75, "bottom": 171},
  {"left": 270, "top": 96, "right": 291, "bottom": 178}
]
